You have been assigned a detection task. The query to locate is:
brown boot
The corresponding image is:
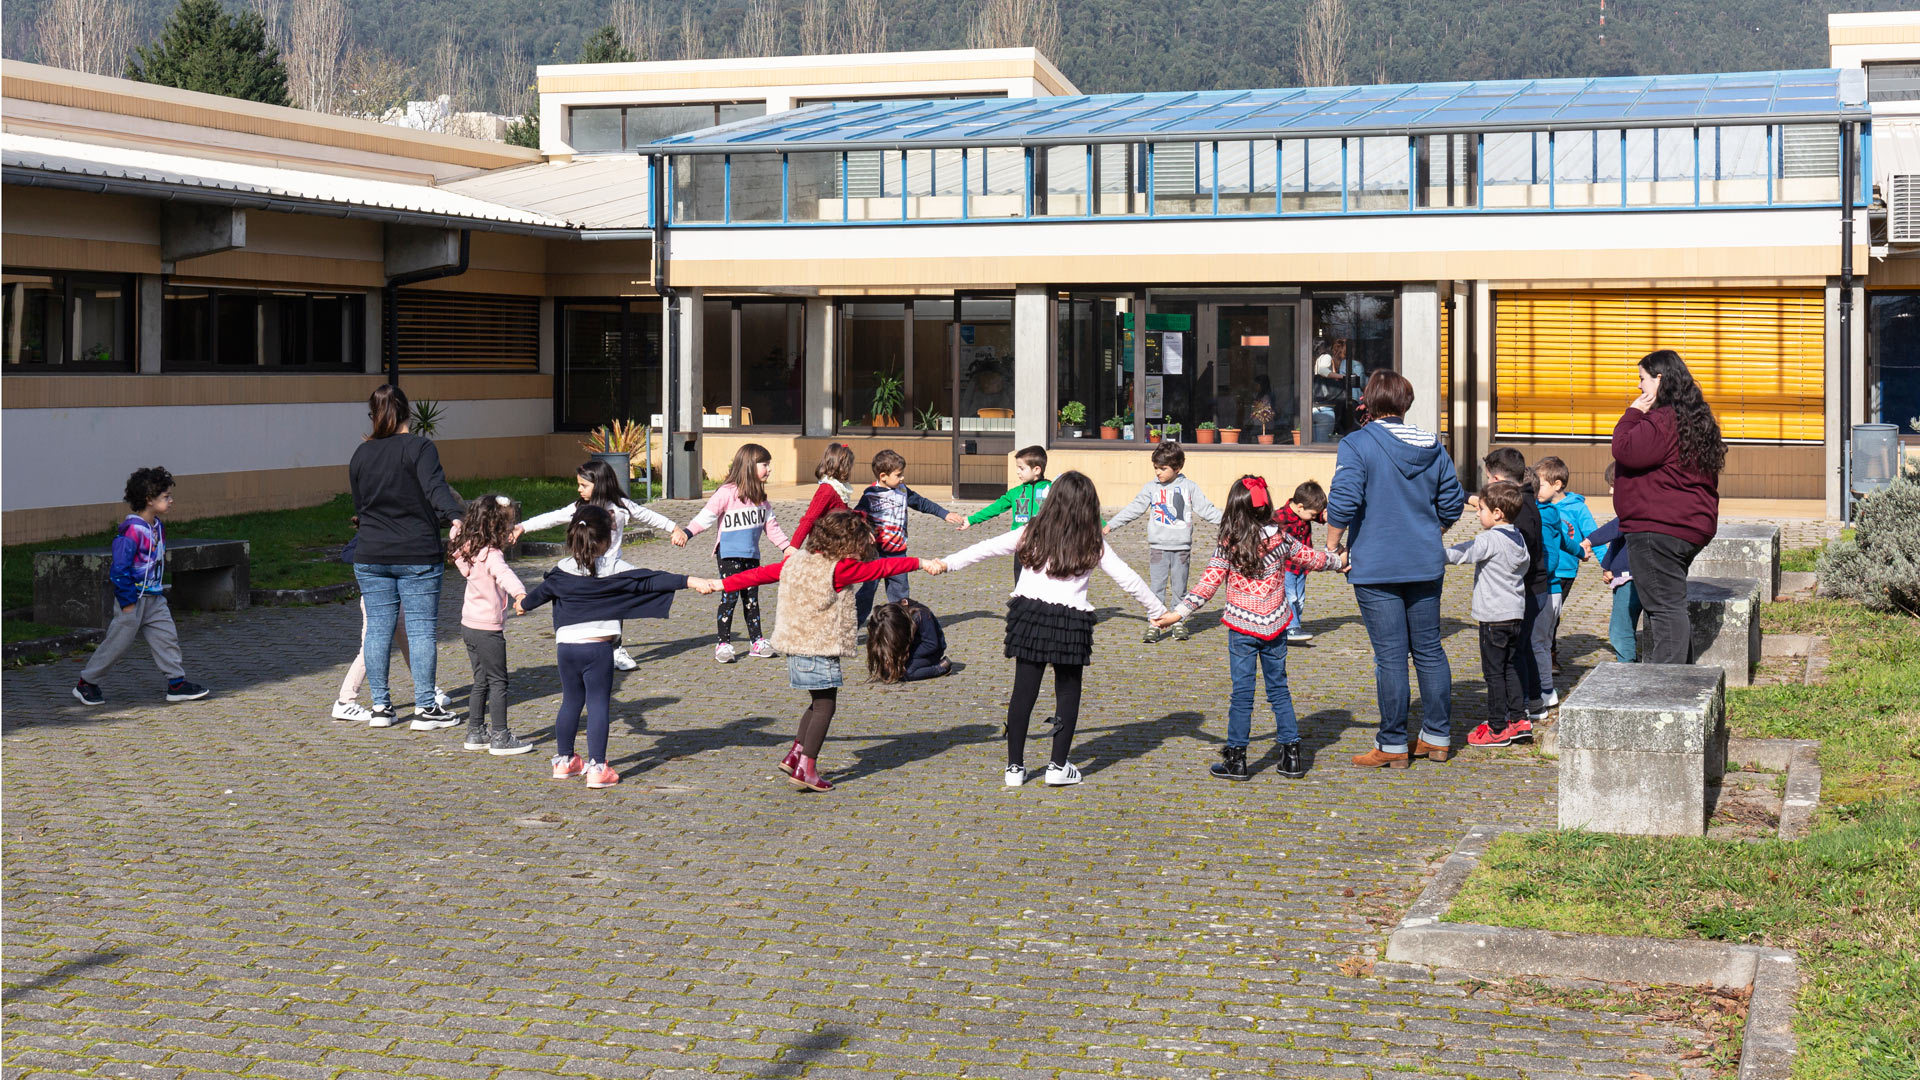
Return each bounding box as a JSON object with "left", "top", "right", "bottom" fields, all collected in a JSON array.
[
  {"left": 1414, "top": 738, "right": 1452, "bottom": 763},
  {"left": 1350, "top": 748, "right": 1411, "bottom": 769}
]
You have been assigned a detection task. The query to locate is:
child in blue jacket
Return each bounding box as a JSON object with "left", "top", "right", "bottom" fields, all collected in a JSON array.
[
  {"left": 1531, "top": 457, "right": 1592, "bottom": 687},
  {"left": 73, "top": 467, "right": 211, "bottom": 706}
]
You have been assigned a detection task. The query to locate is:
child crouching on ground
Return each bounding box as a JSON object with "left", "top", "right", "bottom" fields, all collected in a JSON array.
[
  {"left": 867, "top": 599, "right": 950, "bottom": 682},
  {"left": 1152, "top": 475, "right": 1343, "bottom": 781},
  {"left": 516, "top": 507, "right": 720, "bottom": 790},
  {"left": 1447, "top": 481, "right": 1533, "bottom": 748},
  {"left": 449, "top": 493, "right": 532, "bottom": 756},
  {"left": 720, "top": 511, "right": 930, "bottom": 792}
]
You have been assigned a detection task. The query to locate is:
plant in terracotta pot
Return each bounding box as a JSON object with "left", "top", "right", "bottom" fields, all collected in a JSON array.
[
  {"left": 1101, "top": 415, "right": 1126, "bottom": 440},
  {"left": 1248, "top": 399, "right": 1277, "bottom": 445},
  {"left": 1220, "top": 427, "right": 1242, "bottom": 444},
  {"left": 1195, "top": 421, "right": 1217, "bottom": 444},
  {"left": 869, "top": 370, "right": 904, "bottom": 427},
  {"left": 1059, "top": 400, "right": 1087, "bottom": 437}
]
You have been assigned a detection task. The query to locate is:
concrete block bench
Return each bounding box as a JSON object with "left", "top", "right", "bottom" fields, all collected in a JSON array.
[
  {"left": 1559, "top": 663, "right": 1727, "bottom": 837},
  {"left": 33, "top": 539, "right": 251, "bottom": 628},
  {"left": 1692, "top": 523, "right": 1781, "bottom": 600},
  {"left": 1686, "top": 575, "right": 1765, "bottom": 687}
]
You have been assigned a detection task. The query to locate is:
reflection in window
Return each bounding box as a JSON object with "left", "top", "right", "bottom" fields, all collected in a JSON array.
[
  {"left": 1095, "top": 143, "right": 1142, "bottom": 215},
  {"left": 1056, "top": 296, "right": 1131, "bottom": 440},
  {"left": 839, "top": 302, "right": 905, "bottom": 425},
  {"left": 672, "top": 155, "right": 724, "bottom": 222},
  {"left": 1311, "top": 293, "right": 1395, "bottom": 443},
  {"left": 1282, "top": 138, "right": 1342, "bottom": 212},
  {"left": 568, "top": 102, "right": 766, "bottom": 152},
  {"left": 1626, "top": 128, "right": 1693, "bottom": 205},
  {"left": 1701, "top": 126, "right": 1768, "bottom": 204},
  {"left": 1417, "top": 134, "right": 1476, "bottom": 208},
  {"left": 704, "top": 301, "right": 805, "bottom": 427},
  {"left": 957, "top": 297, "right": 1014, "bottom": 432},
  {"left": 3, "top": 271, "right": 134, "bottom": 370},
  {"left": 787, "top": 152, "right": 842, "bottom": 221},
  {"left": 160, "top": 285, "right": 362, "bottom": 370},
  {"left": 1039, "top": 144, "right": 1089, "bottom": 217},
  {"left": 557, "top": 300, "right": 661, "bottom": 432},
  {"left": 1216, "top": 140, "right": 1277, "bottom": 214},
  {"left": 730, "top": 153, "right": 783, "bottom": 221},
  {"left": 1870, "top": 292, "right": 1920, "bottom": 435},
  {"left": 967, "top": 147, "right": 1025, "bottom": 219},
  {"left": 1348, "top": 136, "right": 1409, "bottom": 211},
  {"left": 1482, "top": 131, "right": 1550, "bottom": 208}
]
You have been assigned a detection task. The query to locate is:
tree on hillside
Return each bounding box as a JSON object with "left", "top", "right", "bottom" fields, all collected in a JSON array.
[
  {"left": 843, "top": 0, "right": 887, "bottom": 54},
  {"left": 579, "top": 24, "right": 635, "bottom": 64},
  {"left": 126, "top": 0, "right": 290, "bottom": 104},
  {"left": 285, "top": 0, "right": 348, "bottom": 112},
  {"left": 33, "top": 0, "right": 137, "bottom": 77},
  {"left": 1295, "top": 0, "right": 1349, "bottom": 86},
  {"left": 735, "top": 0, "right": 782, "bottom": 59},
  {"left": 679, "top": 1, "right": 705, "bottom": 60},
  {"left": 336, "top": 47, "right": 411, "bottom": 118},
  {"left": 614, "top": 0, "right": 668, "bottom": 62},
  {"left": 799, "top": 0, "right": 838, "bottom": 54},
  {"left": 968, "top": 0, "right": 1059, "bottom": 59}
]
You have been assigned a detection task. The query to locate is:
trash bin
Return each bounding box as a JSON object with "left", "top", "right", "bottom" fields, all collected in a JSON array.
[{"left": 1851, "top": 423, "right": 1899, "bottom": 496}]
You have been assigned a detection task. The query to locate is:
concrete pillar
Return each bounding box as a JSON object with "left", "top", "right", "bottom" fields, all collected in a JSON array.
[
  {"left": 384, "top": 225, "right": 461, "bottom": 278},
  {"left": 804, "top": 296, "right": 835, "bottom": 436},
  {"left": 160, "top": 206, "right": 244, "bottom": 266},
  {"left": 1013, "top": 286, "right": 1049, "bottom": 455},
  {"left": 364, "top": 290, "right": 385, "bottom": 375},
  {"left": 1399, "top": 283, "right": 1440, "bottom": 433},
  {"left": 1470, "top": 281, "right": 1494, "bottom": 489},
  {"left": 136, "top": 274, "right": 162, "bottom": 373},
  {"left": 666, "top": 289, "right": 704, "bottom": 499}
]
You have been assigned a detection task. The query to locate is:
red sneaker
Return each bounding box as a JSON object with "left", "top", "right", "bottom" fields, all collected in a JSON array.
[
  {"left": 551, "top": 754, "right": 586, "bottom": 779},
  {"left": 584, "top": 761, "right": 620, "bottom": 789},
  {"left": 1468, "top": 720, "right": 1533, "bottom": 748}
]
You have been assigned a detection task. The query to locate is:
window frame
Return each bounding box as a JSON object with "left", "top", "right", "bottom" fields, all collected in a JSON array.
[
  {"left": 1, "top": 268, "right": 138, "bottom": 373},
  {"left": 160, "top": 283, "right": 366, "bottom": 373}
]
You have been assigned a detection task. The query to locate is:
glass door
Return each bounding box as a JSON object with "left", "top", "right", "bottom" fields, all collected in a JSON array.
[
  {"left": 953, "top": 295, "right": 1015, "bottom": 500},
  {"left": 1206, "top": 303, "right": 1300, "bottom": 443},
  {"left": 555, "top": 299, "right": 662, "bottom": 431}
]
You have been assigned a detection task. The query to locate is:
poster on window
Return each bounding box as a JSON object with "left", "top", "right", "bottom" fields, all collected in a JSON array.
[
  {"left": 1144, "top": 375, "right": 1165, "bottom": 418},
  {"left": 1162, "top": 332, "right": 1184, "bottom": 374}
]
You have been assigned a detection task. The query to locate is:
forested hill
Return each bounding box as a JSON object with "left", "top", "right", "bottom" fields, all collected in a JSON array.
[{"left": 8, "top": 0, "right": 1920, "bottom": 109}]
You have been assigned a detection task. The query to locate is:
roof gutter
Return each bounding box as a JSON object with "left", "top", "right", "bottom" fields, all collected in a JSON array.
[{"left": 2, "top": 168, "right": 583, "bottom": 239}]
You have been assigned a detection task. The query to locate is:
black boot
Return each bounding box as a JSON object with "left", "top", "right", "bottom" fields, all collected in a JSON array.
[
  {"left": 1278, "top": 742, "right": 1305, "bottom": 778},
  {"left": 1210, "top": 745, "right": 1251, "bottom": 782}
]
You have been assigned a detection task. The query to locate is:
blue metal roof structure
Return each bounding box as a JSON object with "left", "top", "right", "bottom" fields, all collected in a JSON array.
[{"left": 655, "top": 68, "right": 1868, "bottom": 154}]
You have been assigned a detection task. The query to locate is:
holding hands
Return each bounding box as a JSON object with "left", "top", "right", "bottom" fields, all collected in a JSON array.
[
  {"left": 670, "top": 527, "right": 689, "bottom": 547},
  {"left": 1150, "top": 610, "right": 1183, "bottom": 629},
  {"left": 921, "top": 558, "right": 949, "bottom": 576},
  {"left": 686, "top": 577, "right": 722, "bottom": 594},
  {"left": 943, "top": 512, "right": 966, "bottom": 527}
]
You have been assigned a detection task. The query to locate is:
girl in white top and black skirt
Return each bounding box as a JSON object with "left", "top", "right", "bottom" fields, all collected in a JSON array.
[{"left": 934, "top": 471, "right": 1166, "bottom": 788}]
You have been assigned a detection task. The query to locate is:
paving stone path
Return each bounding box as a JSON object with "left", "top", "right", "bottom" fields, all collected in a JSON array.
[{"left": 4, "top": 500, "right": 1728, "bottom": 1079}]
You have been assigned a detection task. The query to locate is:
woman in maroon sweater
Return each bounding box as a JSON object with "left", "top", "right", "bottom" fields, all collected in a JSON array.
[{"left": 1611, "top": 350, "right": 1725, "bottom": 665}]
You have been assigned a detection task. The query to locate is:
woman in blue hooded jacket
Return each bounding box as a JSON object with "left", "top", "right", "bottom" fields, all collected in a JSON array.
[{"left": 1325, "top": 371, "right": 1469, "bottom": 769}]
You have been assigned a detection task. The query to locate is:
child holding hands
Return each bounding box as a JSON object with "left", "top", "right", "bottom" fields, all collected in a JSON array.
[{"left": 449, "top": 493, "right": 533, "bottom": 756}]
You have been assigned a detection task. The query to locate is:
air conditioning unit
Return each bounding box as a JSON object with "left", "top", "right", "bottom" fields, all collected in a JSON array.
[{"left": 1891, "top": 174, "right": 1920, "bottom": 245}]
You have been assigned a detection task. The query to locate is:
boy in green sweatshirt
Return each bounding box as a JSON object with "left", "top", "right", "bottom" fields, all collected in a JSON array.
[{"left": 965, "top": 445, "right": 1051, "bottom": 583}]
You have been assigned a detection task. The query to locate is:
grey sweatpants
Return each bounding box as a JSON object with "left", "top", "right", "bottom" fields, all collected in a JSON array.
[
  {"left": 81, "top": 593, "right": 184, "bottom": 683},
  {"left": 1149, "top": 548, "right": 1192, "bottom": 611}
]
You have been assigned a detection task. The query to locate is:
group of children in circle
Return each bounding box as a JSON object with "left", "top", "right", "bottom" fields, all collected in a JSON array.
[{"left": 335, "top": 436, "right": 1351, "bottom": 795}]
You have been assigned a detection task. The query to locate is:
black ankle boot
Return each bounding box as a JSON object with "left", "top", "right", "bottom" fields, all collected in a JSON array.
[
  {"left": 1278, "top": 742, "right": 1305, "bottom": 778},
  {"left": 1210, "top": 745, "right": 1250, "bottom": 782}
]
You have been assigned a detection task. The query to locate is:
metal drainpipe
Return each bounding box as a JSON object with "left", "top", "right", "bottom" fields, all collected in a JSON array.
[
  {"left": 1840, "top": 122, "right": 1856, "bottom": 520},
  {"left": 383, "top": 229, "right": 471, "bottom": 388},
  {"left": 652, "top": 157, "right": 679, "bottom": 498}
]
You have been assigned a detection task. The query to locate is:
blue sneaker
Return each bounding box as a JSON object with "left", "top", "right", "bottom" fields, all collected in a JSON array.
[
  {"left": 73, "top": 680, "right": 105, "bottom": 706},
  {"left": 165, "top": 679, "right": 210, "bottom": 702}
]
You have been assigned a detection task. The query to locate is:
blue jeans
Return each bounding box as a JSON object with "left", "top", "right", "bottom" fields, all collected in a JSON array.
[
  {"left": 854, "top": 569, "right": 910, "bottom": 628},
  {"left": 1609, "top": 582, "right": 1643, "bottom": 663},
  {"left": 355, "top": 563, "right": 443, "bottom": 710},
  {"left": 1226, "top": 630, "right": 1297, "bottom": 747},
  {"left": 1283, "top": 570, "right": 1307, "bottom": 630},
  {"left": 1353, "top": 579, "right": 1452, "bottom": 754}
]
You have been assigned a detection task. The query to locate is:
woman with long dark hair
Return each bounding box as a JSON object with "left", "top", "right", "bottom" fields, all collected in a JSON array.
[
  {"left": 1611, "top": 349, "right": 1724, "bottom": 665},
  {"left": 348, "top": 384, "right": 466, "bottom": 728}
]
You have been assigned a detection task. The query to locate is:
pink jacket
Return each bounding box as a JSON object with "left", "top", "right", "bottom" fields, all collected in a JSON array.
[
  {"left": 454, "top": 547, "right": 527, "bottom": 631},
  {"left": 683, "top": 483, "right": 791, "bottom": 559}
]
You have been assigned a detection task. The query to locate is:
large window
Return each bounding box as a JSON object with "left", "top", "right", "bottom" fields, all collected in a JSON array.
[
  {"left": 569, "top": 102, "right": 765, "bottom": 152},
  {"left": 700, "top": 300, "right": 804, "bottom": 428},
  {"left": 838, "top": 303, "right": 907, "bottom": 426},
  {"left": 556, "top": 299, "right": 661, "bottom": 432},
  {"left": 835, "top": 296, "right": 1014, "bottom": 430},
  {"left": 1310, "top": 293, "right": 1396, "bottom": 442},
  {"left": 162, "top": 285, "right": 363, "bottom": 370},
  {"left": 1870, "top": 293, "right": 1920, "bottom": 437},
  {"left": 392, "top": 290, "right": 538, "bottom": 370},
  {"left": 3, "top": 270, "right": 134, "bottom": 371}
]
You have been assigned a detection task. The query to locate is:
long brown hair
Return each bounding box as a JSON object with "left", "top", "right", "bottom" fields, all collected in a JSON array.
[
  {"left": 367, "top": 383, "right": 409, "bottom": 440},
  {"left": 567, "top": 505, "right": 615, "bottom": 575},
  {"left": 1640, "top": 349, "right": 1727, "bottom": 477},
  {"left": 803, "top": 510, "right": 873, "bottom": 561},
  {"left": 814, "top": 443, "right": 854, "bottom": 483},
  {"left": 1016, "top": 470, "right": 1103, "bottom": 577},
  {"left": 1217, "top": 476, "right": 1276, "bottom": 578},
  {"left": 724, "top": 443, "right": 772, "bottom": 504},
  {"left": 448, "top": 493, "right": 518, "bottom": 564},
  {"left": 866, "top": 599, "right": 922, "bottom": 683}
]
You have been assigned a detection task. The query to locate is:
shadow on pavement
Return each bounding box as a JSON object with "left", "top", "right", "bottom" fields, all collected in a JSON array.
[
  {"left": 756, "top": 1024, "right": 856, "bottom": 1078},
  {"left": 2, "top": 949, "right": 130, "bottom": 1003}
]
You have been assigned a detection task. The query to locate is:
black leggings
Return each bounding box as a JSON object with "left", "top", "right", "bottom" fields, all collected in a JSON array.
[
  {"left": 716, "top": 556, "right": 762, "bottom": 642},
  {"left": 1006, "top": 659, "right": 1084, "bottom": 769},
  {"left": 796, "top": 688, "right": 837, "bottom": 758},
  {"left": 555, "top": 641, "right": 615, "bottom": 763}
]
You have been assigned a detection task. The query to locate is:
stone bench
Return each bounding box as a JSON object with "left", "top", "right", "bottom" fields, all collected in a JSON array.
[
  {"left": 1692, "top": 523, "right": 1781, "bottom": 601},
  {"left": 1559, "top": 663, "right": 1728, "bottom": 837},
  {"left": 1686, "top": 575, "right": 1764, "bottom": 687},
  {"left": 33, "top": 539, "right": 251, "bottom": 628}
]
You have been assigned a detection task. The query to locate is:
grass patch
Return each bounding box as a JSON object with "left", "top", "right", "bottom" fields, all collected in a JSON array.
[
  {"left": 1447, "top": 598, "right": 1920, "bottom": 1079},
  {"left": 1781, "top": 529, "right": 1854, "bottom": 574}
]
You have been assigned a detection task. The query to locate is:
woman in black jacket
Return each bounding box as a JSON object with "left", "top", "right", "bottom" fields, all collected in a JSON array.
[{"left": 348, "top": 384, "right": 466, "bottom": 728}]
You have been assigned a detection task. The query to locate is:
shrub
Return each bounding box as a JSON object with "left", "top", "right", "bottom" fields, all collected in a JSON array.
[{"left": 1819, "top": 457, "right": 1920, "bottom": 616}]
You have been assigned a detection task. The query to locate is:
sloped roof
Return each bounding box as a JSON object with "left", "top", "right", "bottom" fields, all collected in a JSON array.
[{"left": 438, "top": 156, "right": 652, "bottom": 230}]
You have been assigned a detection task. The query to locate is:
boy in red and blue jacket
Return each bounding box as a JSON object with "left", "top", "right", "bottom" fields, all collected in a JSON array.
[{"left": 74, "top": 467, "right": 210, "bottom": 706}]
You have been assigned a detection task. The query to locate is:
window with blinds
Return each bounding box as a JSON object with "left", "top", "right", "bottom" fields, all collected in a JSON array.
[
  {"left": 1494, "top": 289, "right": 1824, "bottom": 443},
  {"left": 1438, "top": 292, "right": 1450, "bottom": 437},
  {"left": 391, "top": 290, "right": 540, "bottom": 370}
]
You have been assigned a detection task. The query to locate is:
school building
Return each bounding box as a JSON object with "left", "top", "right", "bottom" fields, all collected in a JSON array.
[{"left": 6, "top": 14, "right": 1918, "bottom": 543}]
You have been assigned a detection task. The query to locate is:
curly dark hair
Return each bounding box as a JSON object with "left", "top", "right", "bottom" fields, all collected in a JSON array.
[
  {"left": 803, "top": 510, "right": 874, "bottom": 562},
  {"left": 448, "top": 493, "right": 518, "bottom": 564},
  {"left": 124, "top": 467, "right": 175, "bottom": 510},
  {"left": 1641, "top": 350, "right": 1726, "bottom": 477}
]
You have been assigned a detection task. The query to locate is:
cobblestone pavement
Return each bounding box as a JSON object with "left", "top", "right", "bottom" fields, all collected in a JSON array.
[{"left": 5, "top": 499, "right": 1729, "bottom": 1079}]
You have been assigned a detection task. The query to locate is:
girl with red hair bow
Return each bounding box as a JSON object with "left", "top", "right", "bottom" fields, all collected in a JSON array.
[{"left": 1153, "top": 475, "right": 1345, "bottom": 781}]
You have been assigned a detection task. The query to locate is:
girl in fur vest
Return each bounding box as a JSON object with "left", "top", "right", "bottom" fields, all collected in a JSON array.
[{"left": 720, "top": 510, "right": 931, "bottom": 792}]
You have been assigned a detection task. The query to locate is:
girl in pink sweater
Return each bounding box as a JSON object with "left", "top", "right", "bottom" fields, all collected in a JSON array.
[
  {"left": 450, "top": 495, "right": 532, "bottom": 756},
  {"left": 673, "top": 443, "right": 793, "bottom": 663}
]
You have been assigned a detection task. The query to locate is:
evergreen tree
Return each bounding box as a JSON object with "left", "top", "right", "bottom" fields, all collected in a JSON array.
[
  {"left": 505, "top": 110, "right": 540, "bottom": 148},
  {"left": 126, "top": 0, "right": 291, "bottom": 106},
  {"left": 578, "top": 25, "right": 635, "bottom": 64}
]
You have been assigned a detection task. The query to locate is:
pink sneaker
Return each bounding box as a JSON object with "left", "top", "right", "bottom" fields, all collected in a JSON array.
[
  {"left": 551, "top": 754, "right": 585, "bottom": 779},
  {"left": 584, "top": 761, "right": 621, "bottom": 789}
]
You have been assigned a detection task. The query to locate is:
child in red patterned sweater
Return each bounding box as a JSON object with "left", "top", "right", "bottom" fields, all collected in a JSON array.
[
  {"left": 1152, "top": 475, "right": 1345, "bottom": 781},
  {"left": 1274, "top": 479, "right": 1327, "bottom": 643}
]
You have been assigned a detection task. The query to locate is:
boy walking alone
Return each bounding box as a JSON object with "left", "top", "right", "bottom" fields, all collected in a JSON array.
[
  {"left": 1105, "top": 442, "right": 1222, "bottom": 641},
  {"left": 73, "top": 467, "right": 211, "bottom": 706},
  {"left": 1446, "top": 481, "right": 1531, "bottom": 746}
]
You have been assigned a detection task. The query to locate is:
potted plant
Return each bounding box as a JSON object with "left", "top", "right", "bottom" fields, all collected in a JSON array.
[
  {"left": 1292, "top": 428, "right": 1302, "bottom": 445},
  {"left": 869, "top": 370, "right": 904, "bottom": 427},
  {"left": 1249, "top": 399, "right": 1277, "bottom": 445},
  {"left": 1162, "top": 422, "right": 1182, "bottom": 443},
  {"left": 1147, "top": 426, "right": 1161, "bottom": 444},
  {"left": 1220, "top": 426, "right": 1242, "bottom": 444},
  {"left": 1058, "top": 400, "right": 1087, "bottom": 437},
  {"left": 914, "top": 404, "right": 946, "bottom": 432},
  {"left": 1195, "top": 421, "right": 1217, "bottom": 444},
  {"left": 582, "top": 418, "right": 647, "bottom": 480},
  {"left": 1101, "top": 415, "right": 1126, "bottom": 440}
]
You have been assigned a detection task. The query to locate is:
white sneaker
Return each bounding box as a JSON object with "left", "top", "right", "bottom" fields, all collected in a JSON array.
[
  {"left": 714, "top": 642, "right": 737, "bottom": 664},
  {"left": 409, "top": 705, "right": 459, "bottom": 731},
  {"left": 1542, "top": 689, "right": 1560, "bottom": 708},
  {"left": 1043, "top": 762, "right": 1083, "bottom": 786},
  {"left": 1287, "top": 628, "right": 1314, "bottom": 643},
  {"left": 1003, "top": 764, "right": 1028, "bottom": 787},
  {"left": 367, "top": 706, "right": 398, "bottom": 728},
  {"left": 332, "top": 700, "right": 371, "bottom": 722},
  {"left": 612, "top": 646, "right": 639, "bottom": 671},
  {"left": 749, "top": 638, "right": 777, "bottom": 659},
  {"left": 433, "top": 687, "right": 453, "bottom": 710}
]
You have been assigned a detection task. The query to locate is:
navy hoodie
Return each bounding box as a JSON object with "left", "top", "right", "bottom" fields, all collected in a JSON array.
[{"left": 1326, "top": 418, "right": 1468, "bottom": 586}]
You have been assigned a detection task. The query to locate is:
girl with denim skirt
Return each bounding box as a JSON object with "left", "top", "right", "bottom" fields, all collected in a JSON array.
[{"left": 719, "top": 511, "right": 928, "bottom": 792}]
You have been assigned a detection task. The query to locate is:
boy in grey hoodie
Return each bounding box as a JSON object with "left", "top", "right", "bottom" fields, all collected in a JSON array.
[
  {"left": 1104, "top": 442, "right": 1222, "bottom": 642},
  {"left": 1447, "top": 481, "right": 1533, "bottom": 748}
]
